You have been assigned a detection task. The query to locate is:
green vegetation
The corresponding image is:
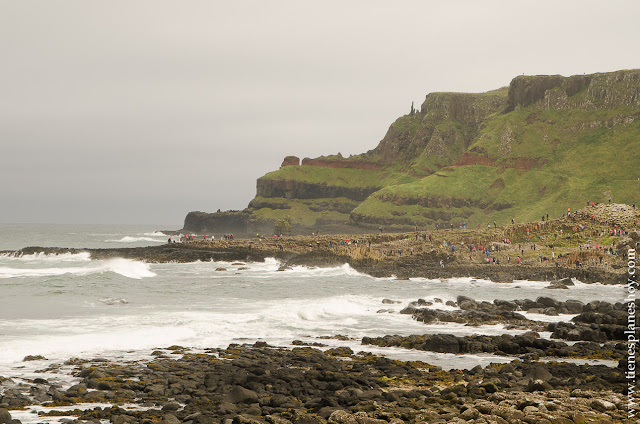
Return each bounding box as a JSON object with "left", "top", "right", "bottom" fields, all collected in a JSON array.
[
  {"left": 260, "top": 166, "right": 381, "bottom": 189},
  {"left": 251, "top": 198, "right": 352, "bottom": 228},
  {"left": 259, "top": 165, "right": 419, "bottom": 189},
  {"left": 245, "top": 69, "right": 640, "bottom": 231},
  {"left": 274, "top": 215, "right": 292, "bottom": 235}
]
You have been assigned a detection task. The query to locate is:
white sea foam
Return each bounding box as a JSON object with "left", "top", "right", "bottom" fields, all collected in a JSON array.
[
  {"left": 11, "top": 403, "right": 149, "bottom": 424},
  {"left": 0, "top": 251, "right": 92, "bottom": 262},
  {"left": 144, "top": 231, "right": 168, "bottom": 237},
  {"left": 106, "top": 236, "right": 166, "bottom": 243},
  {"left": 0, "top": 258, "right": 156, "bottom": 279},
  {"left": 520, "top": 311, "right": 579, "bottom": 323}
]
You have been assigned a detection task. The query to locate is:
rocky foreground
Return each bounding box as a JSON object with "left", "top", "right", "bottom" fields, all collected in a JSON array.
[
  {"left": 0, "top": 343, "right": 631, "bottom": 424},
  {"left": 0, "top": 293, "right": 635, "bottom": 424}
]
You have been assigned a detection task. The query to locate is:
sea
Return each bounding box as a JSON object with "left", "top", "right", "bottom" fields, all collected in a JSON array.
[{"left": 0, "top": 224, "right": 626, "bottom": 423}]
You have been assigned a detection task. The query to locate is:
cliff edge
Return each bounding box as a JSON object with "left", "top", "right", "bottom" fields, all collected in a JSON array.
[{"left": 184, "top": 69, "right": 640, "bottom": 235}]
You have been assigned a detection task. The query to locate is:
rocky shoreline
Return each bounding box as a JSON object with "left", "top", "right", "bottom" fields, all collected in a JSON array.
[
  {"left": 2, "top": 243, "right": 628, "bottom": 286},
  {"left": 1, "top": 211, "right": 636, "bottom": 423},
  {"left": 4, "top": 205, "right": 637, "bottom": 285},
  {"left": 0, "top": 342, "right": 630, "bottom": 424},
  {"left": 0, "top": 289, "right": 633, "bottom": 423}
]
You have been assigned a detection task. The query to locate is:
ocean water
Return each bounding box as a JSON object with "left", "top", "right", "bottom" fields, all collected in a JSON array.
[{"left": 0, "top": 224, "right": 626, "bottom": 422}]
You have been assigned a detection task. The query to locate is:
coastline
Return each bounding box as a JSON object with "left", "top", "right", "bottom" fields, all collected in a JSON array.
[
  {"left": 6, "top": 204, "right": 636, "bottom": 285},
  {"left": 0, "top": 343, "right": 629, "bottom": 424},
  {"left": 5, "top": 241, "right": 630, "bottom": 287},
  {"left": 1, "top": 209, "right": 637, "bottom": 423}
]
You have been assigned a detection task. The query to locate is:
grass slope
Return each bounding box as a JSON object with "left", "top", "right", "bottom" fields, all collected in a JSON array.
[{"left": 352, "top": 107, "right": 640, "bottom": 228}]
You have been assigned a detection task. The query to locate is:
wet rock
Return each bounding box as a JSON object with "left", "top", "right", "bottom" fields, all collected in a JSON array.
[
  {"left": 499, "top": 364, "right": 515, "bottom": 375},
  {"left": 536, "top": 297, "right": 560, "bottom": 308},
  {"left": 325, "top": 347, "right": 353, "bottom": 357},
  {"left": 218, "top": 402, "right": 238, "bottom": 415},
  {"left": 112, "top": 415, "right": 138, "bottom": 424},
  {"left": 162, "top": 402, "right": 180, "bottom": 411},
  {"left": 22, "top": 355, "right": 46, "bottom": 361},
  {"left": 422, "top": 334, "right": 461, "bottom": 353},
  {"left": 546, "top": 282, "right": 569, "bottom": 289},
  {"left": 526, "top": 379, "right": 553, "bottom": 392},
  {"left": 229, "top": 386, "right": 259, "bottom": 404},
  {"left": 480, "top": 382, "right": 498, "bottom": 393},
  {"left": 381, "top": 299, "right": 400, "bottom": 304},
  {"left": 398, "top": 306, "right": 417, "bottom": 314},
  {"left": 494, "top": 299, "right": 518, "bottom": 311},
  {"left": 526, "top": 366, "right": 552, "bottom": 382},
  {"left": 470, "top": 365, "right": 483, "bottom": 374},
  {"left": 0, "top": 409, "right": 12, "bottom": 424},
  {"left": 456, "top": 295, "right": 475, "bottom": 304}
]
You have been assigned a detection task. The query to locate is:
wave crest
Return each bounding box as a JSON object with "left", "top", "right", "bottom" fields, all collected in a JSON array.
[
  {"left": 106, "top": 236, "right": 166, "bottom": 243},
  {"left": 0, "top": 258, "right": 156, "bottom": 279}
]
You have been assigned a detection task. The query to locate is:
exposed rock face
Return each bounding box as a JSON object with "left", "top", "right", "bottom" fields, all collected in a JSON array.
[
  {"left": 185, "top": 69, "right": 640, "bottom": 234},
  {"left": 300, "top": 157, "right": 382, "bottom": 170},
  {"left": 506, "top": 69, "right": 640, "bottom": 111},
  {"left": 372, "top": 91, "right": 507, "bottom": 164},
  {"left": 506, "top": 75, "right": 565, "bottom": 111},
  {"left": 183, "top": 211, "right": 251, "bottom": 234},
  {"left": 280, "top": 156, "right": 300, "bottom": 167},
  {"left": 256, "top": 178, "right": 381, "bottom": 201}
]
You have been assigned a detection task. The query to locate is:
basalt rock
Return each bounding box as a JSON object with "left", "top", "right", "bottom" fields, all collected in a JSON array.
[
  {"left": 1, "top": 344, "right": 629, "bottom": 423},
  {"left": 362, "top": 333, "right": 625, "bottom": 360},
  {"left": 256, "top": 178, "right": 381, "bottom": 202}
]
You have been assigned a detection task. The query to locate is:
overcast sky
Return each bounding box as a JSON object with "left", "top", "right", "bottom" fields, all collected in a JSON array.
[{"left": 1, "top": 1, "right": 639, "bottom": 225}]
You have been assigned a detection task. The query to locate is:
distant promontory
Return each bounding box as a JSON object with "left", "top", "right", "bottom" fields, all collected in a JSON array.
[{"left": 183, "top": 69, "right": 640, "bottom": 235}]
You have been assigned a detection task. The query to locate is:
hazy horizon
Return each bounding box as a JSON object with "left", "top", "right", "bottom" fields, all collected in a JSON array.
[{"left": 2, "top": 1, "right": 639, "bottom": 225}]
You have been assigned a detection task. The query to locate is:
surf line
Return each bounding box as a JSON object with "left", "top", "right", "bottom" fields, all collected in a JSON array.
[{"left": 627, "top": 248, "right": 637, "bottom": 419}]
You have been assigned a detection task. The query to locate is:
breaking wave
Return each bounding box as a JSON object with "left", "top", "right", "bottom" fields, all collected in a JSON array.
[
  {"left": 0, "top": 258, "right": 156, "bottom": 279},
  {"left": 0, "top": 252, "right": 92, "bottom": 262},
  {"left": 106, "top": 236, "right": 166, "bottom": 243}
]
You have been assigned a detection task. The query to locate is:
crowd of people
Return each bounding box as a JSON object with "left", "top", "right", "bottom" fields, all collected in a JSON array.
[{"left": 170, "top": 201, "right": 635, "bottom": 272}]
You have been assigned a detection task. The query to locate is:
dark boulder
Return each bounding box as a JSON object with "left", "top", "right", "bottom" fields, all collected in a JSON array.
[
  {"left": 536, "top": 297, "right": 560, "bottom": 308},
  {"left": 228, "top": 386, "right": 259, "bottom": 404},
  {"left": 422, "top": 334, "right": 460, "bottom": 353},
  {"left": 0, "top": 409, "right": 11, "bottom": 424}
]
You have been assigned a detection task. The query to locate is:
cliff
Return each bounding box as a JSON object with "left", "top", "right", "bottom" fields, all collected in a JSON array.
[
  {"left": 184, "top": 69, "right": 640, "bottom": 235},
  {"left": 372, "top": 89, "right": 508, "bottom": 173}
]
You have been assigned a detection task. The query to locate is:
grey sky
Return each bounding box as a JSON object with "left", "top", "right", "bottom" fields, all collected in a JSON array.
[{"left": 1, "top": 1, "right": 638, "bottom": 225}]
